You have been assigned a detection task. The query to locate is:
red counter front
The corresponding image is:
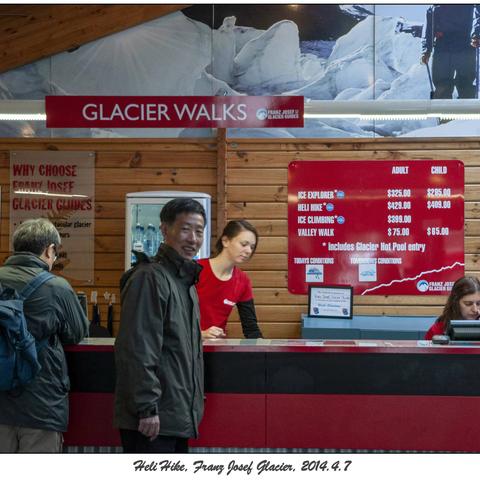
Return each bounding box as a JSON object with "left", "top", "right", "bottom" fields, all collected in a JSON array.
[{"left": 64, "top": 339, "right": 480, "bottom": 452}]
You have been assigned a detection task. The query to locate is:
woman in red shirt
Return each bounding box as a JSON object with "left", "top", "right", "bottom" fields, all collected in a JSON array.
[
  {"left": 425, "top": 276, "right": 480, "bottom": 340},
  {"left": 196, "top": 220, "right": 263, "bottom": 339}
]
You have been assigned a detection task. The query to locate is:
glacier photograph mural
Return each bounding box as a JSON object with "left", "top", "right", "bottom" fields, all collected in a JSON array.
[{"left": 1, "top": 4, "right": 480, "bottom": 139}]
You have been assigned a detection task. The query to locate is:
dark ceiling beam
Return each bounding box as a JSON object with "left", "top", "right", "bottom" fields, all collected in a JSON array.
[{"left": 0, "top": 5, "right": 190, "bottom": 73}]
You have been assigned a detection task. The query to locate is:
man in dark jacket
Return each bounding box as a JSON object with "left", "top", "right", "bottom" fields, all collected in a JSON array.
[
  {"left": 0, "top": 218, "right": 88, "bottom": 453},
  {"left": 421, "top": 5, "right": 480, "bottom": 98},
  {"left": 114, "top": 198, "right": 206, "bottom": 453}
]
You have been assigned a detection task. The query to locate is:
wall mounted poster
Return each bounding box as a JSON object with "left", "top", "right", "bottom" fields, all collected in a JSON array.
[
  {"left": 3, "top": 5, "right": 480, "bottom": 139},
  {"left": 10, "top": 151, "right": 95, "bottom": 284},
  {"left": 288, "top": 160, "right": 464, "bottom": 295}
]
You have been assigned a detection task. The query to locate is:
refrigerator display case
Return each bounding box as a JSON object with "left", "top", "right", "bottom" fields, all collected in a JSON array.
[{"left": 125, "top": 191, "right": 211, "bottom": 270}]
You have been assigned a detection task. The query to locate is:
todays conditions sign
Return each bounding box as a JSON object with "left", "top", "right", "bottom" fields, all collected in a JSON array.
[{"left": 45, "top": 95, "right": 304, "bottom": 128}]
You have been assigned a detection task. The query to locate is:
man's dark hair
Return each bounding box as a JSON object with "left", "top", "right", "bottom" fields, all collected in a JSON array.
[
  {"left": 13, "top": 218, "right": 61, "bottom": 255},
  {"left": 160, "top": 198, "right": 207, "bottom": 227}
]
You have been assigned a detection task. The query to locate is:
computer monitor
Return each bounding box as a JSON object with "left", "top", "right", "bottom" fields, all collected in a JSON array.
[{"left": 449, "top": 320, "right": 480, "bottom": 341}]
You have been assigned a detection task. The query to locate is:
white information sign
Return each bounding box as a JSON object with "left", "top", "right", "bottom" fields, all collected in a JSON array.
[{"left": 308, "top": 285, "right": 353, "bottom": 318}]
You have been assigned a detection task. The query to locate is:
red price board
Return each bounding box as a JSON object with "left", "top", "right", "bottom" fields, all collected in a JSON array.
[{"left": 288, "top": 160, "right": 464, "bottom": 295}]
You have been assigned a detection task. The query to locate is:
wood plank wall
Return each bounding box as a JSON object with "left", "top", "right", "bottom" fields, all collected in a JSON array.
[
  {"left": 225, "top": 138, "right": 480, "bottom": 338},
  {"left": 0, "top": 138, "right": 218, "bottom": 335},
  {"left": 0, "top": 136, "right": 478, "bottom": 338}
]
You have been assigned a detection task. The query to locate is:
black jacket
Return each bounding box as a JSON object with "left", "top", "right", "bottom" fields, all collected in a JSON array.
[
  {"left": 422, "top": 5, "right": 480, "bottom": 53},
  {"left": 0, "top": 253, "right": 88, "bottom": 432},
  {"left": 114, "top": 244, "right": 204, "bottom": 438}
]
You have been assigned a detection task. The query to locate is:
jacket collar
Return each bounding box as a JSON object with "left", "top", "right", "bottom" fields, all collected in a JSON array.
[
  {"left": 156, "top": 244, "right": 203, "bottom": 284},
  {"left": 4, "top": 252, "right": 50, "bottom": 270}
]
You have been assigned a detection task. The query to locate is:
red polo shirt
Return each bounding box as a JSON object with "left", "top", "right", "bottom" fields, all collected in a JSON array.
[{"left": 196, "top": 258, "right": 253, "bottom": 332}]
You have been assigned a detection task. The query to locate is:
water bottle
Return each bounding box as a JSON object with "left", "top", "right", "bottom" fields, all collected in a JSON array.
[
  {"left": 145, "top": 224, "right": 157, "bottom": 257},
  {"left": 130, "top": 224, "right": 136, "bottom": 265},
  {"left": 132, "top": 224, "right": 145, "bottom": 253}
]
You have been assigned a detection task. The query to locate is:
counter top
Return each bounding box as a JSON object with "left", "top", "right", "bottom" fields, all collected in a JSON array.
[{"left": 68, "top": 337, "right": 480, "bottom": 354}]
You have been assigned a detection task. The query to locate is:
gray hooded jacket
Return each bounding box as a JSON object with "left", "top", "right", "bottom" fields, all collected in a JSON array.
[
  {"left": 0, "top": 253, "right": 88, "bottom": 432},
  {"left": 114, "top": 244, "right": 204, "bottom": 439}
]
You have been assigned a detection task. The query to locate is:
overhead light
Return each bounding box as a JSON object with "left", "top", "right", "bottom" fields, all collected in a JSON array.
[
  {"left": 304, "top": 99, "right": 480, "bottom": 121},
  {"left": 0, "top": 98, "right": 479, "bottom": 122},
  {"left": 0, "top": 100, "right": 46, "bottom": 121},
  {"left": 0, "top": 113, "right": 46, "bottom": 121}
]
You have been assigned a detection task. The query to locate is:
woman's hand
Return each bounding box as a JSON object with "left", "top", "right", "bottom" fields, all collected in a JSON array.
[{"left": 202, "top": 326, "right": 226, "bottom": 339}]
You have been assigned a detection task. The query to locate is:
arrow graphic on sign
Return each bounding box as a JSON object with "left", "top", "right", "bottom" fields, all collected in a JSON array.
[{"left": 360, "top": 261, "right": 465, "bottom": 295}]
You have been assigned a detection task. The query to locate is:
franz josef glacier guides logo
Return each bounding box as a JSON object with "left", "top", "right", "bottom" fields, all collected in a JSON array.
[
  {"left": 256, "top": 108, "right": 268, "bottom": 120},
  {"left": 416, "top": 279, "right": 429, "bottom": 292}
]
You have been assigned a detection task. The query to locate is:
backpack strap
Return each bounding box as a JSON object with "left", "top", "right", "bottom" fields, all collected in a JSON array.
[
  {"left": 19, "top": 271, "right": 55, "bottom": 301},
  {"left": 36, "top": 336, "right": 50, "bottom": 352}
]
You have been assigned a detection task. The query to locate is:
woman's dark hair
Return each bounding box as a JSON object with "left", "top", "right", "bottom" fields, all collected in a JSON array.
[
  {"left": 215, "top": 220, "right": 259, "bottom": 256},
  {"left": 438, "top": 276, "right": 480, "bottom": 332}
]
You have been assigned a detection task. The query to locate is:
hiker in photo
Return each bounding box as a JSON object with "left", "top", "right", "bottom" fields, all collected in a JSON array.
[
  {"left": 0, "top": 219, "right": 88, "bottom": 453},
  {"left": 421, "top": 4, "right": 480, "bottom": 99}
]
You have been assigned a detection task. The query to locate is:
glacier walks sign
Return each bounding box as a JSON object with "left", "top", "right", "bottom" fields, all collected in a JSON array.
[{"left": 45, "top": 96, "right": 304, "bottom": 128}]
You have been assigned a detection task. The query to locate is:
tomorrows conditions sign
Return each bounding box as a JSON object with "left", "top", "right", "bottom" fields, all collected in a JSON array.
[{"left": 45, "top": 95, "right": 304, "bottom": 128}]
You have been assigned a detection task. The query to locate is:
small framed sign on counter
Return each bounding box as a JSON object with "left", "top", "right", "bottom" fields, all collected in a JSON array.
[{"left": 308, "top": 285, "right": 353, "bottom": 319}]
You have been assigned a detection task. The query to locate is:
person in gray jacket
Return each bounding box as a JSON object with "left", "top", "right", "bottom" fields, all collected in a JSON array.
[
  {"left": 0, "top": 218, "right": 88, "bottom": 453},
  {"left": 114, "top": 198, "right": 206, "bottom": 453}
]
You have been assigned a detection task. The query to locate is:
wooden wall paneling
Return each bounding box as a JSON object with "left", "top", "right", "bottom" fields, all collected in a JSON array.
[
  {"left": 1, "top": 137, "right": 479, "bottom": 338},
  {"left": 0, "top": 138, "right": 217, "bottom": 151},
  {"left": 227, "top": 202, "right": 286, "bottom": 219},
  {"left": 0, "top": 5, "right": 189, "bottom": 73},
  {"left": 254, "top": 236, "right": 287, "bottom": 254},
  {"left": 224, "top": 138, "right": 480, "bottom": 338},
  {"left": 228, "top": 185, "right": 288, "bottom": 203},
  {"left": 0, "top": 138, "right": 218, "bottom": 337},
  {"left": 246, "top": 271, "right": 287, "bottom": 288},
  {"left": 96, "top": 200, "right": 217, "bottom": 220},
  {"left": 96, "top": 151, "right": 217, "bottom": 168},
  {"left": 465, "top": 220, "right": 480, "bottom": 236},
  {"left": 227, "top": 138, "right": 480, "bottom": 151},
  {"left": 246, "top": 254, "right": 286, "bottom": 271},
  {"left": 216, "top": 128, "right": 227, "bottom": 239},
  {"left": 95, "top": 185, "right": 217, "bottom": 202},
  {"left": 465, "top": 237, "right": 480, "bottom": 253},
  {"left": 227, "top": 150, "right": 480, "bottom": 167},
  {"left": 245, "top": 220, "right": 287, "bottom": 236},
  {"left": 96, "top": 168, "right": 216, "bottom": 185},
  {"left": 228, "top": 168, "right": 286, "bottom": 185},
  {"left": 227, "top": 321, "right": 301, "bottom": 339}
]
